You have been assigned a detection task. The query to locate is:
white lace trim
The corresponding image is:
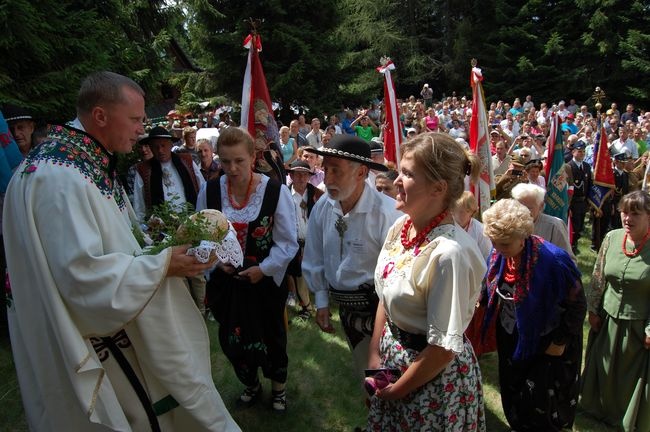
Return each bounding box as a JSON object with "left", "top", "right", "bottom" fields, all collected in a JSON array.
[
  {"left": 427, "top": 324, "right": 465, "bottom": 354},
  {"left": 213, "top": 225, "right": 244, "bottom": 267},
  {"left": 220, "top": 175, "right": 268, "bottom": 222},
  {"left": 185, "top": 223, "right": 244, "bottom": 267}
]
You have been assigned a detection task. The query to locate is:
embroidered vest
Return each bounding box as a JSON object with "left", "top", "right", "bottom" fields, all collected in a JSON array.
[{"left": 136, "top": 153, "right": 199, "bottom": 210}]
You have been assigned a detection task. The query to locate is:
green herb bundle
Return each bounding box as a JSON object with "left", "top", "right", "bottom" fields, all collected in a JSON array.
[{"left": 132, "top": 196, "right": 227, "bottom": 256}]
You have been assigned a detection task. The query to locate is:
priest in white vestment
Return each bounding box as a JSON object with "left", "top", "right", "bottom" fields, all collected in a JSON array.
[{"left": 3, "top": 72, "right": 240, "bottom": 432}]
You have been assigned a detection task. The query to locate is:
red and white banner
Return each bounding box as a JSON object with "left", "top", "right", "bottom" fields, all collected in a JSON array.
[
  {"left": 376, "top": 59, "right": 403, "bottom": 167},
  {"left": 240, "top": 33, "right": 278, "bottom": 146},
  {"left": 469, "top": 66, "right": 494, "bottom": 215}
]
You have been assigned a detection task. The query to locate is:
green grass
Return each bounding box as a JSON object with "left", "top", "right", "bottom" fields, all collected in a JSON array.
[{"left": 0, "top": 229, "right": 617, "bottom": 431}]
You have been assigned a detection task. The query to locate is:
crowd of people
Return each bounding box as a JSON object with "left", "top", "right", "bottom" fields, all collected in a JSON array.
[{"left": 2, "top": 71, "right": 649, "bottom": 432}]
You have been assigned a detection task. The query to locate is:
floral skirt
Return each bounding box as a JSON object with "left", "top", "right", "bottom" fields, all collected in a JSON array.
[{"left": 367, "top": 323, "right": 486, "bottom": 432}]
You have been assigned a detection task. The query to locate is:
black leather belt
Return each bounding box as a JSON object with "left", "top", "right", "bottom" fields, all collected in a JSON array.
[
  {"left": 329, "top": 283, "right": 378, "bottom": 312},
  {"left": 386, "top": 317, "right": 428, "bottom": 352}
]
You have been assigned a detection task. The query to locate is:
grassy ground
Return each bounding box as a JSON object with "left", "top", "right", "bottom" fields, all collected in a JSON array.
[{"left": 0, "top": 230, "right": 616, "bottom": 431}]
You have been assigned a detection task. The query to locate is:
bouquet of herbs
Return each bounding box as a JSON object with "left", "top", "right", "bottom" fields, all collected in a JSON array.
[{"left": 133, "top": 195, "right": 227, "bottom": 256}]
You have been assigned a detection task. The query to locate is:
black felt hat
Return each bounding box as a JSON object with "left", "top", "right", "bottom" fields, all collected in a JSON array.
[
  {"left": 139, "top": 126, "right": 173, "bottom": 145},
  {"left": 304, "top": 134, "right": 388, "bottom": 171},
  {"left": 287, "top": 159, "right": 314, "bottom": 174},
  {"left": 3, "top": 104, "right": 33, "bottom": 123}
]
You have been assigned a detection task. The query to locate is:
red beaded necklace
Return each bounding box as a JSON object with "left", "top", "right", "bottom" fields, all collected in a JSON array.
[
  {"left": 227, "top": 172, "right": 255, "bottom": 210},
  {"left": 401, "top": 210, "right": 449, "bottom": 249},
  {"left": 622, "top": 229, "right": 650, "bottom": 258},
  {"left": 503, "top": 256, "right": 521, "bottom": 285}
]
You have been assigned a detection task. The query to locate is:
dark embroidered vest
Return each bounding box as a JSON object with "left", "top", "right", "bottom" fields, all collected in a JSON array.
[
  {"left": 136, "top": 153, "right": 199, "bottom": 211},
  {"left": 305, "top": 183, "right": 323, "bottom": 218}
]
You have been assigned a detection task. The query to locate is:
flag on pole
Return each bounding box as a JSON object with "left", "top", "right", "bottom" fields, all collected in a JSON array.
[
  {"left": 469, "top": 64, "right": 494, "bottom": 216},
  {"left": 543, "top": 112, "right": 570, "bottom": 222},
  {"left": 241, "top": 32, "right": 283, "bottom": 182},
  {"left": 642, "top": 161, "right": 650, "bottom": 191},
  {"left": 588, "top": 118, "right": 615, "bottom": 209},
  {"left": 376, "top": 57, "right": 403, "bottom": 167}
]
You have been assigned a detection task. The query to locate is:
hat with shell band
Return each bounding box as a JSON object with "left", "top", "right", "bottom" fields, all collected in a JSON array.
[{"left": 303, "top": 134, "right": 388, "bottom": 171}]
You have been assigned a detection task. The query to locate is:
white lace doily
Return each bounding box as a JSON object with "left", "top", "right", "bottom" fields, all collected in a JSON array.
[{"left": 186, "top": 222, "right": 243, "bottom": 267}]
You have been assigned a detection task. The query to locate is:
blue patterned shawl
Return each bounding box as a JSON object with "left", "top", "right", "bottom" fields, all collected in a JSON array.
[{"left": 483, "top": 235, "right": 581, "bottom": 360}]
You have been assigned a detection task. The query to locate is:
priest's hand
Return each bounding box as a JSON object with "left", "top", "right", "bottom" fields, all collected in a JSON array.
[
  {"left": 315, "top": 307, "right": 335, "bottom": 333},
  {"left": 166, "top": 245, "right": 215, "bottom": 278}
]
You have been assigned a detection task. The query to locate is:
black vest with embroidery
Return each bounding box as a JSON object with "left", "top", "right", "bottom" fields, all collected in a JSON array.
[{"left": 136, "top": 153, "right": 199, "bottom": 211}]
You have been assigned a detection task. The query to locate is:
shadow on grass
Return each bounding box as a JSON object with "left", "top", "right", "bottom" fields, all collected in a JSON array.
[
  {"left": 0, "top": 337, "right": 28, "bottom": 431},
  {"left": 209, "top": 306, "right": 367, "bottom": 432}
]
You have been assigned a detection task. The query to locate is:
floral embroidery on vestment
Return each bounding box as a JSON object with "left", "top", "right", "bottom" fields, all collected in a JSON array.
[{"left": 21, "top": 125, "right": 126, "bottom": 210}]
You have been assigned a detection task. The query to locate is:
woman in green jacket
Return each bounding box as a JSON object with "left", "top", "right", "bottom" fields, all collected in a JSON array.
[{"left": 581, "top": 190, "right": 650, "bottom": 432}]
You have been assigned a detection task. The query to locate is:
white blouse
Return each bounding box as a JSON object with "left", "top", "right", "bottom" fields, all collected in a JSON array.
[
  {"left": 374, "top": 217, "right": 487, "bottom": 353},
  {"left": 196, "top": 175, "right": 297, "bottom": 286}
]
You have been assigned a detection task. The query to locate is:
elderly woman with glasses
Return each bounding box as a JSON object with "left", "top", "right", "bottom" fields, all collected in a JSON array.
[{"left": 481, "top": 199, "right": 586, "bottom": 431}]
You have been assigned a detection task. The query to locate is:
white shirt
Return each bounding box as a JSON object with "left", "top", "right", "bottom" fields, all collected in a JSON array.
[
  {"left": 302, "top": 183, "right": 402, "bottom": 309},
  {"left": 449, "top": 127, "right": 467, "bottom": 139},
  {"left": 610, "top": 137, "right": 639, "bottom": 159},
  {"left": 132, "top": 160, "right": 205, "bottom": 223},
  {"left": 557, "top": 109, "right": 570, "bottom": 120},
  {"left": 491, "top": 154, "right": 512, "bottom": 177},
  {"left": 196, "top": 175, "right": 297, "bottom": 286},
  {"left": 464, "top": 219, "right": 492, "bottom": 260},
  {"left": 291, "top": 186, "right": 309, "bottom": 241},
  {"left": 306, "top": 129, "right": 324, "bottom": 147},
  {"left": 536, "top": 110, "right": 549, "bottom": 124}
]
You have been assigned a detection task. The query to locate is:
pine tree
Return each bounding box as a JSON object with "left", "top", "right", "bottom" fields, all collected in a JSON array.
[
  {"left": 0, "top": 0, "right": 178, "bottom": 122},
  {"left": 179, "top": 0, "right": 344, "bottom": 120}
]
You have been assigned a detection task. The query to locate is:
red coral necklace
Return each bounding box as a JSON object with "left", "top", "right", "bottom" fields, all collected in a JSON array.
[
  {"left": 622, "top": 229, "right": 650, "bottom": 258},
  {"left": 401, "top": 210, "right": 449, "bottom": 249},
  {"left": 228, "top": 172, "right": 255, "bottom": 210}
]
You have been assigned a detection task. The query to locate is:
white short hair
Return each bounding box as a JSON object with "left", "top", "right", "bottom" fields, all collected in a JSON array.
[{"left": 511, "top": 183, "right": 546, "bottom": 206}]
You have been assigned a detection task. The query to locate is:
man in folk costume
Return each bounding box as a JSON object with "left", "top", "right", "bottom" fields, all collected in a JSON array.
[
  {"left": 132, "top": 126, "right": 205, "bottom": 223},
  {"left": 286, "top": 159, "right": 323, "bottom": 320},
  {"left": 3, "top": 71, "right": 240, "bottom": 431},
  {"left": 132, "top": 126, "right": 207, "bottom": 314},
  {"left": 302, "top": 135, "right": 401, "bottom": 378},
  {"left": 3, "top": 104, "right": 37, "bottom": 156}
]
